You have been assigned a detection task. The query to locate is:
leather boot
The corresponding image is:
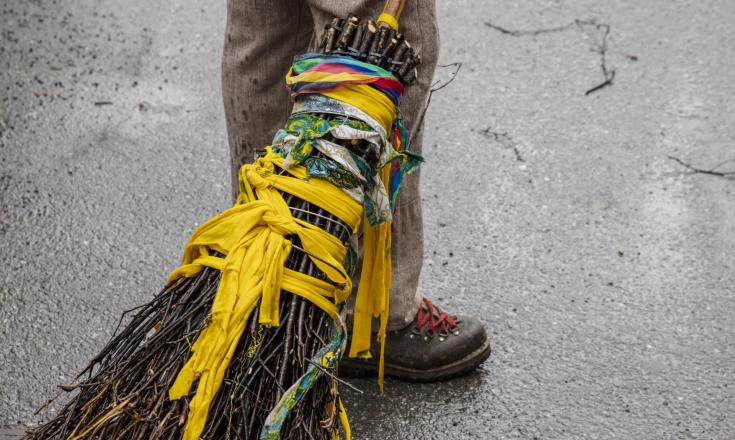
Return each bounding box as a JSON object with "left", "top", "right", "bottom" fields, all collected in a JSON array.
[{"left": 340, "top": 298, "right": 491, "bottom": 381}]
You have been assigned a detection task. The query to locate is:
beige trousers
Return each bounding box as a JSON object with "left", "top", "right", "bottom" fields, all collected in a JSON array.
[{"left": 222, "top": 0, "right": 438, "bottom": 330}]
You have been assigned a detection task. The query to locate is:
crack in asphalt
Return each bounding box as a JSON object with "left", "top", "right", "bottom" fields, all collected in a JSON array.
[{"left": 479, "top": 127, "right": 524, "bottom": 162}]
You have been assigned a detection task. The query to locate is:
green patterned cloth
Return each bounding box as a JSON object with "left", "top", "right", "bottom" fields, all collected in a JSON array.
[
  {"left": 272, "top": 109, "right": 396, "bottom": 225},
  {"left": 260, "top": 319, "right": 346, "bottom": 439}
]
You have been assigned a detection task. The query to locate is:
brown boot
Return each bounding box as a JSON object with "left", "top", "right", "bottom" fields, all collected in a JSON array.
[{"left": 340, "top": 298, "right": 491, "bottom": 381}]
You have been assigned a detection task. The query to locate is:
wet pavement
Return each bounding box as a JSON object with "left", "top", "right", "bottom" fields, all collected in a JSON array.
[{"left": 2, "top": 0, "right": 735, "bottom": 438}]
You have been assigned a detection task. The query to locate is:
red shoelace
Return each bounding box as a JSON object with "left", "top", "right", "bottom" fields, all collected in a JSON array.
[{"left": 415, "top": 298, "right": 458, "bottom": 334}]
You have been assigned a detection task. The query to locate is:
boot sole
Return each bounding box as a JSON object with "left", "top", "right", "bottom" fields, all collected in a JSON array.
[{"left": 339, "top": 338, "right": 491, "bottom": 382}]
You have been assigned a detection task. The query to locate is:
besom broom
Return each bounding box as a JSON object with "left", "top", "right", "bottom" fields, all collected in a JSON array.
[{"left": 23, "top": 0, "right": 422, "bottom": 438}]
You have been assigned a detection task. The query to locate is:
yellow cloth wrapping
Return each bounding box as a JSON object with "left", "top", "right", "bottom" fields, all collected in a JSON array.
[
  {"left": 168, "top": 72, "right": 400, "bottom": 439},
  {"left": 168, "top": 152, "right": 363, "bottom": 440},
  {"left": 322, "top": 84, "right": 396, "bottom": 133},
  {"left": 285, "top": 71, "right": 397, "bottom": 133},
  {"left": 348, "top": 166, "right": 393, "bottom": 392}
]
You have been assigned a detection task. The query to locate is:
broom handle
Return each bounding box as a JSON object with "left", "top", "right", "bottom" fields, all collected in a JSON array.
[{"left": 377, "top": 0, "right": 407, "bottom": 29}]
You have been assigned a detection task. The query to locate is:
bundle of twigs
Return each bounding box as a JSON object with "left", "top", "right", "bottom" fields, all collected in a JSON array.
[
  {"left": 319, "top": 13, "right": 420, "bottom": 82},
  {"left": 24, "top": 1, "right": 418, "bottom": 439},
  {"left": 26, "top": 197, "right": 349, "bottom": 439}
]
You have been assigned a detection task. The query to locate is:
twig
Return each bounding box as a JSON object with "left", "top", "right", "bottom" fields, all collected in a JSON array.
[
  {"left": 585, "top": 70, "right": 615, "bottom": 95},
  {"left": 484, "top": 21, "right": 575, "bottom": 36},
  {"left": 576, "top": 20, "right": 615, "bottom": 95},
  {"left": 429, "top": 62, "right": 463, "bottom": 94},
  {"left": 306, "top": 359, "right": 364, "bottom": 394},
  {"left": 708, "top": 158, "right": 735, "bottom": 172},
  {"left": 667, "top": 155, "right": 735, "bottom": 177},
  {"left": 33, "top": 396, "right": 58, "bottom": 415},
  {"left": 409, "top": 62, "right": 462, "bottom": 146},
  {"left": 486, "top": 18, "right": 616, "bottom": 95}
]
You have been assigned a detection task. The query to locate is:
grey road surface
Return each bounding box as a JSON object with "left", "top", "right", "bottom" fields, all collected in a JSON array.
[{"left": 2, "top": 0, "right": 734, "bottom": 438}]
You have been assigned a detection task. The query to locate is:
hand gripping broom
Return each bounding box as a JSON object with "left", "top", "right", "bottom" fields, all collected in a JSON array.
[{"left": 23, "top": 0, "right": 422, "bottom": 439}]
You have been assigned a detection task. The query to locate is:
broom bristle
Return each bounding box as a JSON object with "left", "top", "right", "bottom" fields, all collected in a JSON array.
[{"left": 25, "top": 195, "right": 350, "bottom": 439}]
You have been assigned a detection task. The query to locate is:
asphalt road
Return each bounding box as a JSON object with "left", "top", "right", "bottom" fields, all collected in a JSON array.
[{"left": 2, "top": 0, "right": 735, "bottom": 438}]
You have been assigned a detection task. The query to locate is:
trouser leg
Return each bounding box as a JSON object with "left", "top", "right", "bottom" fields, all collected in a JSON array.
[{"left": 222, "top": 0, "right": 314, "bottom": 201}]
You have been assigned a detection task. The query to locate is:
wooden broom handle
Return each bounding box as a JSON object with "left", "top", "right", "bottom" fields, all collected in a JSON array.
[{"left": 377, "top": 0, "right": 407, "bottom": 29}]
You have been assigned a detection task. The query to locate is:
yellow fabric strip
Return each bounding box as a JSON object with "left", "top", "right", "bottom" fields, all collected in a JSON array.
[
  {"left": 322, "top": 84, "right": 396, "bottom": 133},
  {"left": 168, "top": 151, "right": 363, "bottom": 440},
  {"left": 242, "top": 157, "right": 363, "bottom": 234},
  {"left": 281, "top": 269, "right": 340, "bottom": 319},
  {"left": 348, "top": 165, "right": 393, "bottom": 391},
  {"left": 377, "top": 12, "right": 399, "bottom": 31},
  {"left": 338, "top": 397, "right": 351, "bottom": 439},
  {"left": 284, "top": 66, "right": 396, "bottom": 133}
]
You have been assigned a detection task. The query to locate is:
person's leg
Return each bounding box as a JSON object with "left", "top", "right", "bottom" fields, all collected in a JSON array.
[
  {"left": 222, "top": 0, "right": 314, "bottom": 201},
  {"left": 305, "top": 0, "right": 439, "bottom": 330}
]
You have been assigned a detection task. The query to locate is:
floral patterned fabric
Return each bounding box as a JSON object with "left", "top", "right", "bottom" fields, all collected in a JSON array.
[{"left": 272, "top": 94, "right": 421, "bottom": 225}]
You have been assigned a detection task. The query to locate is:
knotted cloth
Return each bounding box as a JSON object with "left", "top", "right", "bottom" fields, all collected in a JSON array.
[{"left": 167, "top": 54, "right": 416, "bottom": 440}]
